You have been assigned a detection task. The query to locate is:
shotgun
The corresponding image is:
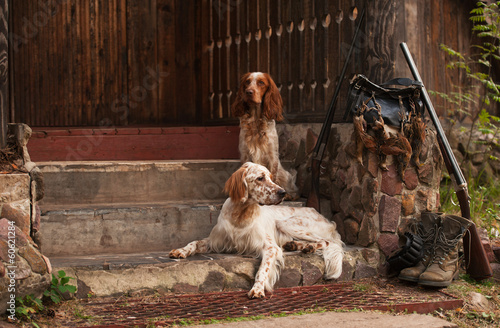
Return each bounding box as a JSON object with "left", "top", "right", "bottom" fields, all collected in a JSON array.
[
  {"left": 400, "top": 42, "right": 492, "bottom": 281},
  {"left": 306, "top": 8, "right": 365, "bottom": 211}
]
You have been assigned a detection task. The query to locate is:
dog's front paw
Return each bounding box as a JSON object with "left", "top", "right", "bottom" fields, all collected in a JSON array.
[
  {"left": 283, "top": 241, "right": 298, "bottom": 251},
  {"left": 248, "top": 286, "right": 266, "bottom": 299},
  {"left": 169, "top": 249, "right": 187, "bottom": 259}
]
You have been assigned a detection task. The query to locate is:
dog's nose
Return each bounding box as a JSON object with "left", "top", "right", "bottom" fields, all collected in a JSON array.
[
  {"left": 245, "top": 89, "right": 254, "bottom": 96},
  {"left": 278, "top": 189, "right": 287, "bottom": 199}
]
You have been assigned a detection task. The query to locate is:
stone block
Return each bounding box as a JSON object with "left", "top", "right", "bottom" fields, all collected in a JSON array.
[
  {"left": 378, "top": 233, "right": 400, "bottom": 257},
  {"left": 275, "top": 268, "right": 302, "bottom": 288},
  {"left": 361, "top": 177, "right": 378, "bottom": 216},
  {"left": 482, "top": 240, "right": 496, "bottom": 264},
  {"left": 294, "top": 139, "right": 307, "bottom": 167},
  {"left": 493, "top": 244, "right": 500, "bottom": 263},
  {"left": 173, "top": 283, "right": 199, "bottom": 294},
  {"left": 349, "top": 185, "right": 363, "bottom": 210},
  {"left": 379, "top": 195, "right": 401, "bottom": 233},
  {"left": 330, "top": 181, "right": 343, "bottom": 213},
  {"left": 401, "top": 194, "right": 415, "bottom": 216},
  {"left": 0, "top": 174, "right": 30, "bottom": 203},
  {"left": 403, "top": 167, "right": 418, "bottom": 190},
  {"left": 200, "top": 271, "right": 226, "bottom": 293},
  {"left": 19, "top": 245, "right": 48, "bottom": 275},
  {"left": 306, "top": 128, "right": 318, "bottom": 155},
  {"left": 1, "top": 201, "right": 31, "bottom": 237},
  {"left": 332, "top": 212, "right": 346, "bottom": 242},
  {"left": 354, "top": 261, "right": 377, "bottom": 279},
  {"left": 491, "top": 263, "right": 500, "bottom": 281},
  {"left": 339, "top": 188, "right": 350, "bottom": 215},
  {"left": 367, "top": 152, "right": 379, "bottom": 178},
  {"left": 337, "top": 260, "right": 355, "bottom": 282},
  {"left": 398, "top": 217, "right": 418, "bottom": 236},
  {"left": 0, "top": 239, "right": 7, "bottom": 262},
  {"left": 344, "top": 219, "right": 359, "bottom": 245},
  {"left": 337, "top": 149, "right": 350, "bottom": 169},
  {"left": 327, "top": 129, "right": 342, "bottom": 159},
  {"left": 301, "top": 261, "right": 322, "bottom": 286},
  {"left": 360, "top": 248, "right": 379, "bottom": 266},
  {"left": 0, "top": 218, "right": 30, "bottom": 247},
  {"left": 357, "top": 217, "right": 377, "bottom": 247},
  {"left": 381, "top": 165, "right": 402, "bottom": 196},
  {"left": 14, "top": 256, "right": 33, "bottom": 280},
  {"left": 283, "top": 139, "right": 299, "bottom": 161},
  {"left": 417, "top": 161, "right": 434, "bottom": 185}
]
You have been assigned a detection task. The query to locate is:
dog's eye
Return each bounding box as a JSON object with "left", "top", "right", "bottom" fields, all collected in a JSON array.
[
  {"left": 257, "top": 176, "right": 265, "bottom": 181},
  {"left": 258, "top": 81, "right": 265, "bottom": 86}
]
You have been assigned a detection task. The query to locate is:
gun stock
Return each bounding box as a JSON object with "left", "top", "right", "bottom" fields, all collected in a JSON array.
[
  {"left": 456, "top": 189, "right": 493, "bottom": 280},
  {"left": 400, "top": 42, "right": 492, "bottom": 281}
]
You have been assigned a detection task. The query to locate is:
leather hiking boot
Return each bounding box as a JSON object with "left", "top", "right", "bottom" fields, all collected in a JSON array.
[
  {"left": 398, "top": 212, "right": 440, "bottom": 282},
  {"left": 418, "top": 215, "right": 472, "bottom": 287}
]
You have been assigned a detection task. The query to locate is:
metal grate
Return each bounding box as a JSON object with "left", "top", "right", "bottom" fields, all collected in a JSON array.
[{"left": 66, "top": 282, "right": 462, "bottom": 327}]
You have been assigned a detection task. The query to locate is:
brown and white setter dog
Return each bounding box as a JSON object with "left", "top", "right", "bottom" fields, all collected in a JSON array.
[
  {"left": 169, "top": 162, "right": 344, "bottom": 298},
  {"left": 231, "top": 72, "right": 299, "bottom": 199}
]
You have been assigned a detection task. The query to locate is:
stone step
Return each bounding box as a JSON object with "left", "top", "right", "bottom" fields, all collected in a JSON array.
[
  {"left": 49, "top": 246, "right": 377, "bottom": 298},
  {"left": 39, "top": 200, "right": 311, "bottom": 258},
  {"left": 37, "top": 160, "right": 242, "bottom": 206},
  {"left": 39, "top": 201, "right": 224, "bottom": 257}
]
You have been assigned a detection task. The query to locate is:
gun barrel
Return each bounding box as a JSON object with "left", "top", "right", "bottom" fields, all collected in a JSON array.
[{"left": 399, "top": 42, "right": 467, "bottom": 189}]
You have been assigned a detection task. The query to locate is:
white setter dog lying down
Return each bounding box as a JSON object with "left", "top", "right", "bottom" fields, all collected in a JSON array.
[
  {"left": 231, "top": 72, "right": 299, "bottom": 199},
  {"left": 169, "top": 162, "right": 343, "bottom": 299}
]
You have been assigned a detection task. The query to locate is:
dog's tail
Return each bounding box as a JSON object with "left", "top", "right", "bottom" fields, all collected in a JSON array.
[{"left": 322, "top": 232, "right": 344, "bottom": 280}]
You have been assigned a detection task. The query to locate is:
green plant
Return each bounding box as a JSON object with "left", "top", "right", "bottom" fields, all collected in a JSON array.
[
  {"left": 43, "top": 270, "right": 77, "bottom": 304},
  {"left": 441, "top": 173, "right": 500, "bottom": 237},
  {"left": 15, "top": 294, "right": 44, "bottom": 324},
  {"left": 436, "top": 1, "right": 500, "bottom": 235},
  {"left": 436, "top": 1, "right": 500, "bottom": 162}
]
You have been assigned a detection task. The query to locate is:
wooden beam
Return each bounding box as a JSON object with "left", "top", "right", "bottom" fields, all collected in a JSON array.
[{"left": 0, "top": 0, "right": 8, "bottom": 148}]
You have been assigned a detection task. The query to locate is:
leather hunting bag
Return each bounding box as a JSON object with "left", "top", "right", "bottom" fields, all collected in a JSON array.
[{"left": 343, "top": 74, "right": 424, "bottom": 126}]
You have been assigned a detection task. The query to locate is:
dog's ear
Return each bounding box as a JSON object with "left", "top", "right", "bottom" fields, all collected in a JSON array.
[
  {"left": 231, "top": 73, "right": 251, "bottom": 118},
  {"left": 262, "top": 74, "right": 284, "bottom": 121},
  {"left": 224, "top": 164, "right": 249, "bottom": 203}
]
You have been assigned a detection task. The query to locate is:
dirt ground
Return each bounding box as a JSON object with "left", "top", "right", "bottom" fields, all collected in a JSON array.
[{"left": 2, "top": 275, "right": 498, "bottom": 328}]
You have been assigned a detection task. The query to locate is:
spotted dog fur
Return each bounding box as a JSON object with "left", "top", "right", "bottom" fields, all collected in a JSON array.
[{"left": 169, "top": 162, "right": 344, "bottom": 298}]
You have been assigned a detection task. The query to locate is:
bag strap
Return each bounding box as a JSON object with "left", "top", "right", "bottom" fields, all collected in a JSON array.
[{"left": 381, "top": 77, "right": 423, "bottom": 87}]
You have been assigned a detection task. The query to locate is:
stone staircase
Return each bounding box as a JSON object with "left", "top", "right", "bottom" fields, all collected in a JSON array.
[
  {"left": 38, "top": 160, "right": 240, "bottom": 256},
  {"left": 37, "top": 160, "right": 377, "bottom": 297}
]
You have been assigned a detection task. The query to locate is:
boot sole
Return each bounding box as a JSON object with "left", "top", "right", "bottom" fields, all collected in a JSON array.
[
  {"left": 418, "top": 271, "right": 459, "bottom": 288},
  {"left": 398, "top": 274, "right": 419, "bottom": 283},
  {"left": 417, "top": 279, "right": 451, "bottom": 287}
]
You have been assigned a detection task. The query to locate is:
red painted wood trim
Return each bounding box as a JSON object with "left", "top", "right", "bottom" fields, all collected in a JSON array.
[{"left": 28, "top": 126, "right": 240, "bottom": 161}]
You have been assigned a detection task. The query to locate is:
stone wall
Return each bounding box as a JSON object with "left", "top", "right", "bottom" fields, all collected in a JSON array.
[
  {"left": 277, "top": 123, "right": 443, "bottom": 274},
  {"left": 0, "top": 124, "right": 50, "bottom": 314}
]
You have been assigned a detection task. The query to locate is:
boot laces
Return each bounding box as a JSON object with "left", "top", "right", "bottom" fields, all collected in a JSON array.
[
  {"left": 431, "top": 227, "right": 463, "bottom": 265},
  {"left": 413, "top": 222, "right": 437, "bottom": 262}
]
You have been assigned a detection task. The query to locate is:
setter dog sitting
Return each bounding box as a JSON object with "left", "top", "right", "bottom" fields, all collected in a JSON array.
[
  {"left": 231, "top": 72, "right": 299, "bottom": 199},
  {"left": 169, "top": 162, "right": 344, "bottom": 298}
]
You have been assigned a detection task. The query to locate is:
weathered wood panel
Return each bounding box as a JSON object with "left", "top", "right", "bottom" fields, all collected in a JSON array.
[
  {"left": 9, "top": 0, "right": 477, "bottom": 128},
  {"left": 27, "top": 126, "right": 240, "bottom": 161},
  {"left": 203, "top": 0, "right": 364, "bottom": 123}
]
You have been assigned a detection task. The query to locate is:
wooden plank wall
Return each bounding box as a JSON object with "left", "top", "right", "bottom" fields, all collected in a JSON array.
[
  {"left": 201, "top": 0, "right": 477, "bottom": 124},
  {"left": 9, "top": 0, "right": 475, "bottom": 128},
  {"left": 203, "top": 0, "right": 364, "bottom": 124},
  {"left": 10, "top": 0, "right": 199, "bottom": 127}
]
